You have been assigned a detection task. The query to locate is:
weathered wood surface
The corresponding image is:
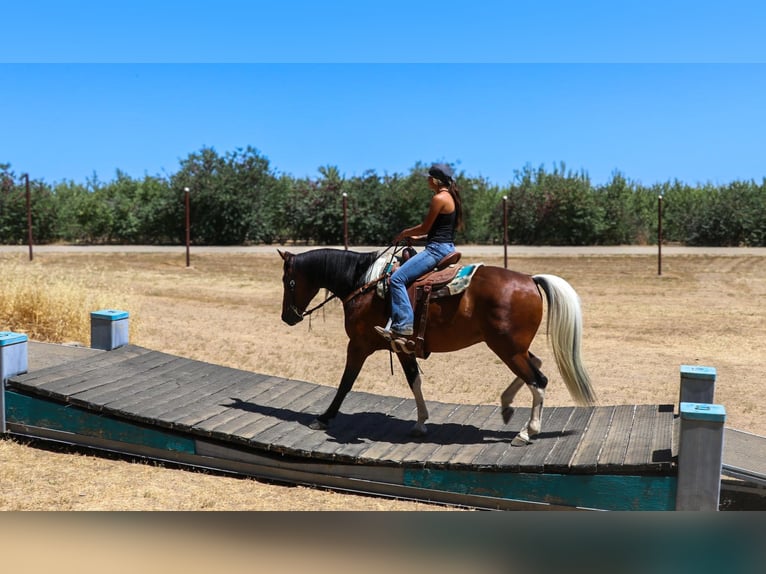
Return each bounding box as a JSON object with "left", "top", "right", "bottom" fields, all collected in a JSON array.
[{"left": 9, "top": 344, "right": 677, "bottom": 475}]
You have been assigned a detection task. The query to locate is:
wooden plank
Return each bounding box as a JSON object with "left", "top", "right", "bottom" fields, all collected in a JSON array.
[
  {"left": 46, "top": 352, "right": 184, "bottom": 401},
  {"left": 330, "top": 395, "right": 418, "bottom": 460},
  {"left": 513, "top": 406, "right": 567, "bottom": 472},
  {"left": 341, "top": 398, "right": 413, "bottom": 462},
  {"left": 189, "top": 376, "right": 288, "bottom": 437},
  {"left": 105, "top": 362, "right": 232, "bottom": 418},
  {"left": 87, "top": 364, "right": 206, "bottom": 420},
  {"left": 623, "top": 404, "right": 659, "bottom": 468},
  {"left": 8, "top": 345, "right": 151, "bottom": 388},
  {"left": 390, "top": 401, "right": 460, "bottom": 464},
  {"left": 237, "top": 383, "right": 330, "bottom": 443},
  {"left": 569, "top": 406, "right": 615, "bottom": 472},
  {"left": 650, "top": 405, "right": 675, "bottom": 467},
  {"left": 477, "top": 406, "right": 534, "bottom": 470},
  {"left": 133, "top": 363, "right": 253, "bottom": 421},
  {"left": 424, "top": 404, "right": 488, "bottom": 466},
  {"left": 307, "top": 394, "right": 397, "bottom": 459},
  {"left": 471, "top": 408, "right": 553, "bottom": 469},
  {"left": 247, "top": 386, "right": 338, "bottom": 455},
  {"left": 543, "top": 407, "right": 595, "bottom": 473},
  {"left": 275, "top": 391, "right": 403, "bottom": 456},
  {"left": 212, "top": 379, "right": 311, "bottom": 437},
  {"left": 170, "top": 374, "right": 284, "bottom": 428},
  {"left": 596, "top": 405, "right": 637, "bottom": 472},
  {"left": 441, "top": 405, "right": 502, "bottom": 468},
  {"left": 11, "top": 348, "right": 172, "bottom": 398},
  {"left": 69, "top": 356, "right": 197, "bottom": 409}
]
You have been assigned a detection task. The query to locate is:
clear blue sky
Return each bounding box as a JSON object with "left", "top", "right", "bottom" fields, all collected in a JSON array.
[{"left": 2, "top": 1, "right": 765, "bottom": 187}]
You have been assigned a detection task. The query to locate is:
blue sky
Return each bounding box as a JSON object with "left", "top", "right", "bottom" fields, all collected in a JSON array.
[{"left": 2, "top": 1, "right": 766, "bottom": 187}]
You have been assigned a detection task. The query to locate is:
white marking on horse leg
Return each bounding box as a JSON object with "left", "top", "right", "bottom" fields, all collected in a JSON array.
[
  {"left": 410, "top": 374, "right": 429, "bottom": 436},
  {"left": 511, "top": 384, "right": 545, "bottom": 446},
  {"left": 528, "top": 385, "right": 545, "bottom": 436}
]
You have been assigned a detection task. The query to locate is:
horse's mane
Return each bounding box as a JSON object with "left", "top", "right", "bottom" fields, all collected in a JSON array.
[{"left": 295, "top": 248, "right": 382, "bottom": 299}]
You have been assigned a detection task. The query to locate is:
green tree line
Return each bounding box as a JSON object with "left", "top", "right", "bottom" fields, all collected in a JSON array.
[{"left": 2, "top": 149, "right": 765, "bottom": 247}]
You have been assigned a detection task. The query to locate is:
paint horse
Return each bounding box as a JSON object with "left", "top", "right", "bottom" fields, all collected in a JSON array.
[{"left": 279, "top": 248, "right": 596, "bottom": 446}]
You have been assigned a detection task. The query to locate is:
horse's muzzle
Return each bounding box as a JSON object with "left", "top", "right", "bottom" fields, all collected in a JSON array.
[{"left": 282, "top": 306, "right": 304, "bottom": 326}]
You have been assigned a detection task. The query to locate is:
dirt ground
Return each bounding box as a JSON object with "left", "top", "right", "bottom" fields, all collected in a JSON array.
[{"left": 1, "top": 247, "right": 764, "bottom": 510}]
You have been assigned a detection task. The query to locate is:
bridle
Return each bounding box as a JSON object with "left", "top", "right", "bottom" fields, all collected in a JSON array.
[{"left": 283, "top": 258, "right": 341, "bottom": 323}]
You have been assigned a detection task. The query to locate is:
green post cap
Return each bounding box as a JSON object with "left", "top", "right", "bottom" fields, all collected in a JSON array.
[
  {"left": 90, "top": 309, "right": 130, "bottom": 321},
  {"left": 0, "top": 332, "right": 28, "bottom": 346},
  {"left": 680, "top": 402, "right": 726, "bottom": 423},
  {"left": 680, "top": 365, "right": 716, "bottom": 380}
]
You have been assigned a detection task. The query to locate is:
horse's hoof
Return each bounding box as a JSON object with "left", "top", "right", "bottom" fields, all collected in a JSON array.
[
  {"left": 410, "top": 422, "right": 428, "bottom": 437},
  {"left": 511, "top": 431, "right": 531, "bottom": 447},
  {"left": 501, "top": 406, "right": 514, "bottom": 424},
  {"left": 308, "top": 418, "right": 328, "bottom": 431}
]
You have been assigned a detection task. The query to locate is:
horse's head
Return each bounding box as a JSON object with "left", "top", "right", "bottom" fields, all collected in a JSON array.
[{"left": 278, "top": 249, "right": 320, "bottom": 326}]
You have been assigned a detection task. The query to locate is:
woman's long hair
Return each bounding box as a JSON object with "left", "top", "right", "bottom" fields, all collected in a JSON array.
[{"left": 446, "top": 179, "right": 464, "bottom": 232}]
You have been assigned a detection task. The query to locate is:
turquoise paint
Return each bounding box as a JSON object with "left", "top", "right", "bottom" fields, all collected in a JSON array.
[
  {"left": 5, "top": 390, "right": 195, "bottom": 454},
  {"left": 404, "top": 468, "right": 677, "bottom": 511},
  {"left": 0, "top": 332, "right": 28, "bottom": 346},
  {"left": 90, "top": 309, "right": 130, "bottom": 321},
  {"left": 679, "top": 365, "right": 716, "bottom": 380},
  {"left": 679, "top": 402, "right": 726, "bottom": 423}
]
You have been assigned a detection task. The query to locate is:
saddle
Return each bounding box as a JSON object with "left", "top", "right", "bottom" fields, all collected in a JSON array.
[{"left": 407, "top": 252, "right": 462, "bottom": 358}]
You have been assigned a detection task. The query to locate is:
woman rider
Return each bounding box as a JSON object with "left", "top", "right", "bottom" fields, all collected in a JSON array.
[{"left": 375, "top": 163, "right": 464, "bottom": 348}]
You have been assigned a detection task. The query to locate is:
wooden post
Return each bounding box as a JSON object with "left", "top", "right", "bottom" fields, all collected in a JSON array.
[
  {"left": 24, "top": 173, "right": 33, "bottom": 261},
  {"left": 90, "top": 309, "right": 130, "bottom": 350},
  {"left": 676, "top": 402, "right": 726, "bottom": 510},
  {"left": 184, "top": 187, "right": 191, "bottom": 267},
  {"left": 657, "top": 195, "right": 663, "bottom": 276},
  {"left": 0, "top": 332, "right": 29, "bottom": 433},
  {"left": 679, "top": 364, "right": 716, "bottom": 405},
  {"left": 342, "top": 192, "right": 348, "bottom": 250},
  {"left": 502, "top": 196, "right": 508, "bottom": 269}
]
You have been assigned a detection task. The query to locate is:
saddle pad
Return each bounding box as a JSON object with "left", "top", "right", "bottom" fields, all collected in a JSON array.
[{"left": 445, "top": 263, "right": 482, "bottom": 295}]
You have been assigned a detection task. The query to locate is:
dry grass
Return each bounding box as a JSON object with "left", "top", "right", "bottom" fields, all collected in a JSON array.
[
  {"left": 0, "top": 248, "right": 765, "bottom": 510},
  {"left": 0, "top": 258, "right": 137, "bottom": 344}
]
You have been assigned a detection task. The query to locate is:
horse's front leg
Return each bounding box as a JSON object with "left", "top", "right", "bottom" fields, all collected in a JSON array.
[
  {"left": 310, "top": 342, "right": 370, "bottom": 430},
  {"left": 398, "top": 353, "right": 428, "bottom": 437}
]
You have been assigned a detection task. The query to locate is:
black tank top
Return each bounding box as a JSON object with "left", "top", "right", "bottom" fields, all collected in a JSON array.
[{"left": 427, "top": 210, "right": 456, "bottom": 243}]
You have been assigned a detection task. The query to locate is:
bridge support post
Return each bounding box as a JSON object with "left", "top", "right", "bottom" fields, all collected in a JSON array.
[
  {"left": 0, "top": 332, "right": 29, "bottom": 433},
  {"left": 679, "top": 365, "right": 716, "bottom": 405},
  {"left": 90, "top": 309, "right": 130, "bottom": 351},
  {"left": 676, "top": 402, "right": 726, "bottom": 510}
]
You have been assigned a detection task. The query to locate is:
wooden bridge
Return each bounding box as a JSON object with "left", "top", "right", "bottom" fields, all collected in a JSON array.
[{"left": 2, "top": 340, "right": 765, "bottom": 510}]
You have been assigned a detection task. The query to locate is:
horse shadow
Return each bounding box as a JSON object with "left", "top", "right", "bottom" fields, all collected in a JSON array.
[{"left": 222, "top": 397, "right": 575, "bottom": 447}]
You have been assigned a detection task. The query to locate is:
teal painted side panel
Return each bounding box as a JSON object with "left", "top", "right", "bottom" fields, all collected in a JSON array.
[
  {"left": 5, "top": 390, "right": 196, "bottom": 454},
  {"left": 404, "top": 468, "right": 677, "bottom": 511}
]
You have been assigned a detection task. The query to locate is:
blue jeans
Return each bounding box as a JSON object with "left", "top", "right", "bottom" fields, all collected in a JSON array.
[{"left": 389, "top": 241, "right": 455, "bottom": 334}]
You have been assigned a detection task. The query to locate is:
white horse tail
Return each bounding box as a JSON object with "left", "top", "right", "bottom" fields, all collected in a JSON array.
[{"left": 532, "top": 274, "right": 597, "bottom": 406}]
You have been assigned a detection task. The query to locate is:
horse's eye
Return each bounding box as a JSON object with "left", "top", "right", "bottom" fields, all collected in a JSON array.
[{"left": 289, "top": 280, "right": 295, "bottom": 289}]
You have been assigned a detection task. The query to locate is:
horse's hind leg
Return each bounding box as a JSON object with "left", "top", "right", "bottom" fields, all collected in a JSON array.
[
  {"left": 500, "top": 352, "right": 542, "bottom": 423},
  {"left": 512, "top": 383, "right": 545, "bottom": 447},
  {"left": 488, "top": 343, "right": 548, "bottom": 445},
  {"left": 398, "top": 353, "right": 429, "bottom": 436}
]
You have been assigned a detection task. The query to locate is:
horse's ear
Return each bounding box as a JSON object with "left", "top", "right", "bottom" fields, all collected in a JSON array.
[{"left": 277, "top": 249, "right": 292, "bottom": 261}]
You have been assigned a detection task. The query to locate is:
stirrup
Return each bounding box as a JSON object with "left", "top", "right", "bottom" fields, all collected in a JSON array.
[
  {"left": 375, "top": 326, "right": 415, "bottom": 353},
  {"left": 391, "top": 337, "right": 416, "bottom": 354}
]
